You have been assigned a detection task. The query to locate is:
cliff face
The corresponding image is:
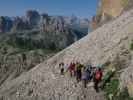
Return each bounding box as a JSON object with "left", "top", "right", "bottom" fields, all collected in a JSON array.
[
  {"left": 98, "top": 0, "right": 123, "bottom": 17},
  {"left": 90, "top": 0, "right": 133, "bottom": 30},
  {"left": 0, "top": 6, "right": 133, "bottom": 100}
]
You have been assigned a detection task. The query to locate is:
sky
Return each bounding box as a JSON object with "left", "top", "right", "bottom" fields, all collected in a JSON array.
[{"left": 0, "top": 0, "right": 98, "bottom": 18}]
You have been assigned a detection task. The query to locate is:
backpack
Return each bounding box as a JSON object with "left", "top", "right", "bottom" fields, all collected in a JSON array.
[
  {"left": 76, "top": 64, "right": 81, "bottom": 70},
  {"left": 95, "top": 70, "right": 101, "bottom": 80},
  {"left": 85, "top": 65, "right": 92, "bottom": 72}
]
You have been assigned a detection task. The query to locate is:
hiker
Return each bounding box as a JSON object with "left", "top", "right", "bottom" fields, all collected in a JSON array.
[
  {"left": 64, "top": 63, "right": 69, "bottom": 72},
  {"left": 59, "top": 62, "right": 64, "bottom": 75},
  {"left": 68, "top": 62, "right": 75, "bottom": 77},
  {"left": 85, "top": 64, "right": 93, "bottom": 81},
  {"left": 81, "top": 64, "right": 93, "bottom": 88},
  {"left": 93, "top": 66, "right": 102, "bottom": 92},
  {"left": 76, "top": 62, "right": 83, "bottom": 82},
  {"left": 82, "top": 66, "right": 88, "bottom": 88}
]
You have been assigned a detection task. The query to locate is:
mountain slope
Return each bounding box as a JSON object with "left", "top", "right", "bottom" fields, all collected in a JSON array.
[{"left": 0, "top": 7, "right": 133, "bottom": 100}]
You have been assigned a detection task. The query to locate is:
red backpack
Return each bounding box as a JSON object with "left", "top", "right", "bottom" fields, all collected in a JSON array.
[{"left": 95, "top": 69, "right": 102, "bottom": 80}]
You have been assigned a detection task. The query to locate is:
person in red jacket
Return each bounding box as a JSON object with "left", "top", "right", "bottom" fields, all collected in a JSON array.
[
  {"left": 68, "top": 62, "right": 75, "bottom": 77},
  {"left": 93, "top": 67, "right": 102, "bottom": 92}
]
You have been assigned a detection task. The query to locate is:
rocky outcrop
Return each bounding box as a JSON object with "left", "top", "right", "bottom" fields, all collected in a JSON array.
[
  {"left": 40, "top": 16, "right": 65, "bottom": 33},
  {"left": 90, "top": 0, "right": 133, "bottom": 30},
  {"left": 0, "top": 16, "right": 13, "bottom": 32},
  {"left": 0, "top": 5, "right": 133, "bottom": 100},
  {"left": 11, "top": 17, "right": 30, "bottom": 32},
  {"left": 0, "top": 16, "right": 6, "bottom": 32},
  {"left": 26, "top": 10, "right": 40, "bottom": 28}
]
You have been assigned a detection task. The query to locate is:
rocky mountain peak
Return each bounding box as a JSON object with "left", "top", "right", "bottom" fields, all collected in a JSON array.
[{"left": 26, "top": 10, "right": 40, "bottom": 27}]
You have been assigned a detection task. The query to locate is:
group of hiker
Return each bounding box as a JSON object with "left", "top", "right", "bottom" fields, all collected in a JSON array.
[{"left": 59, "top": 61, "right": 103, "bottom": 92}]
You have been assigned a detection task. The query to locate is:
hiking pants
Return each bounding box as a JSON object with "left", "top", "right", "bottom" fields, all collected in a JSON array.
[
  {"left": 60, "top": 68, "right": 64, "bottom": 75},
  {"left": 94, "top": 79, "right": 100, "bottom": 92},
  {"left": 76, "top": 70, "right": 81, "bottom": 82},
  {"left": 83, "top": 79, "right": 87, "bottom": 88},
  {"left": 69, "top": 70, "right": 74, "bottom": 77}
]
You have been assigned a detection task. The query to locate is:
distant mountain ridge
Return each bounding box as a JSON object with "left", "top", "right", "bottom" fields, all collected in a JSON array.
[{"left": 0, "top": 10, "right": 89, "bottom": 33}]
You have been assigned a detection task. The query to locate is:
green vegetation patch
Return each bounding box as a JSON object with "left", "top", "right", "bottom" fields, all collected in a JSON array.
[
  {"left": 102, "top": 61, "right": 133, "bottom": 100},
  {"left": 103, "top": 78, "right": 133, "bottom": 100},
  {"left": 103, "top": 78, "right": 119, "bottom": 100}
]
